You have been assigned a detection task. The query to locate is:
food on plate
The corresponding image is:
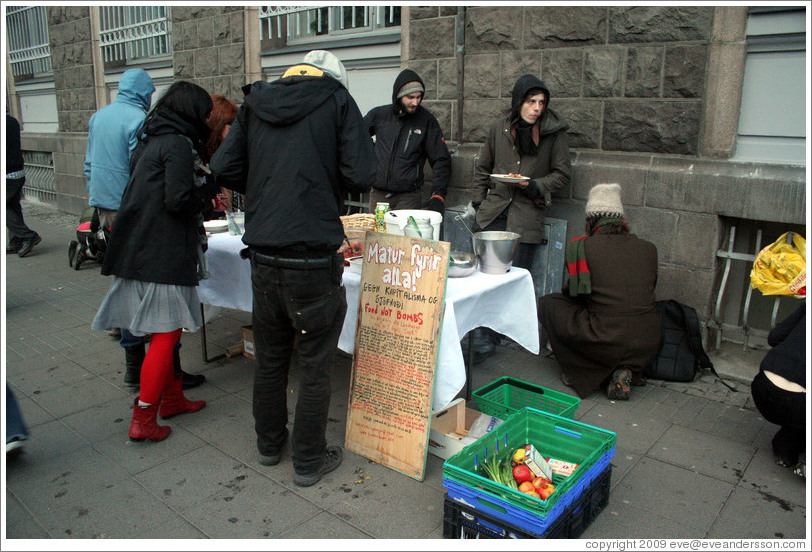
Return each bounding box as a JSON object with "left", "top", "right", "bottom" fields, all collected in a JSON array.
[{"left": 507, "top": 172, "right": 527, "bottom": 179}]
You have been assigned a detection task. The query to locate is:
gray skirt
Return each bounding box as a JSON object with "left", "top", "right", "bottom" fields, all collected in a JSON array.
[{"left": 92, "top": 277, "right": 203, "bottom": 336}]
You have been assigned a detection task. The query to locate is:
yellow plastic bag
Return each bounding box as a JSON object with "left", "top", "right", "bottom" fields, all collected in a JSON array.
[{"left": 750, "top": 232, "right": 806, "bottom": 296}]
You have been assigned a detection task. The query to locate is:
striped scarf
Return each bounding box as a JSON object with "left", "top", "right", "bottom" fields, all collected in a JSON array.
[{"left": 565, "top": 217, "right": 625, "bottom": 297}]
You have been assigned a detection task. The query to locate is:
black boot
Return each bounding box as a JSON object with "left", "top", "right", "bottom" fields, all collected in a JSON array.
[
  {"left": 174, "top": 345, "right": 206, "bottom": 390},
  {"left": 124, "top": 343, "right": 145, "bottom": 388}
]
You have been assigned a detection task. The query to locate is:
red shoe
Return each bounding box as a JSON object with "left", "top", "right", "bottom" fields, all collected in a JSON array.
[
  {"left": 158, "top": 376, "right": 206, "bottom": 419},
  {"left": 129, "top": 398, "right": 171, "bottom": 442}
]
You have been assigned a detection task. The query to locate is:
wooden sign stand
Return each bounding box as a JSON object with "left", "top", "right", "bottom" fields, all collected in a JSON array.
[{"left": 344, "top": 232, "right": 449, "bottom": 481}]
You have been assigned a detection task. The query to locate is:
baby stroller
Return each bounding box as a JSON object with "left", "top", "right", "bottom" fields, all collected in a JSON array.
[{"left": 68, "top": 206, "right": 107, "bottom": 270}]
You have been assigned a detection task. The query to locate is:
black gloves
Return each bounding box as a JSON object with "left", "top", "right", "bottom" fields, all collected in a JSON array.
[{"left": 426, "top": 194, "right": 445, "bottom": 216}]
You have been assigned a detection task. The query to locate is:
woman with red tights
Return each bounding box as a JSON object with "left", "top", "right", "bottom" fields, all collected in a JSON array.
[{"left": 92, "top": 81, "right": 216, "bottom": 441}]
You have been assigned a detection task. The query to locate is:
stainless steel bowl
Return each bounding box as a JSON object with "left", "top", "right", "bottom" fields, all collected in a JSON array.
[
  {"left": 472, "top": 231, "right": 521, "bottom": 274},
  {"left": 448, "top": 251, "right": 478, "bottom": 278}
]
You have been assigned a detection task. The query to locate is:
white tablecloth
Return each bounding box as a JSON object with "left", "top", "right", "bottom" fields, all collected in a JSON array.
[{"left": 199, "top": 233, "right": 540, "bottom": 411}]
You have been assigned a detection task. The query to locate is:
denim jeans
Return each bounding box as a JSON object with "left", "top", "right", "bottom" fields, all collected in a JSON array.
[
  {"left": 6, "top": 385, "right": 29, "bottom": 442},
  {"left": 250, "top": 253, "right": 347, "bottom": 473}
]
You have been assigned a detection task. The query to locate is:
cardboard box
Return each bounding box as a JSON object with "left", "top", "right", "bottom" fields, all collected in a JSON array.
[
  {"left": 241, "top": 325, "right": 255, "bottom": 359},
  {"left": 428, "top": 398, "right": 502, "bottom": 460}
]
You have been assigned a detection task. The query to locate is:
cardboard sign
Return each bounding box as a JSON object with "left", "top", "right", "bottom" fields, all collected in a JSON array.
[{"left": 344, "top": 232, "right": 449, "bottom": 481}]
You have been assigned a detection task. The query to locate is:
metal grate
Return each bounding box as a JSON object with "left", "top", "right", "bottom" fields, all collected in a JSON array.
[
  {"left": 6, "top": 6, "right": 52, "bottom": 78},
  {"left": 22, "top": 151, "right": 57, "bottom": 203},
  {"left": 99, "top": 6, "right": 172, "bottom": 63},
  {"left": 259, "top": 5, "right": 399, "bottom": 42}
]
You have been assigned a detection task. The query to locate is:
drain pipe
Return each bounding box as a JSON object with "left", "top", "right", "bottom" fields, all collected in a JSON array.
[{"left": 455, "top": 7, "right": 466, "bottom": 143}]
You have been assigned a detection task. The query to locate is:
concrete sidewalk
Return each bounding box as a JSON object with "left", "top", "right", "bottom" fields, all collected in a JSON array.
[{"left": 3, "top": 200, "right": 807, "bottom": 541}]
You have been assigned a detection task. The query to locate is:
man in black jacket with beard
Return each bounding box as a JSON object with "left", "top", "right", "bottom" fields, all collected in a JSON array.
[
  {"left": 211, "top": 50, "right": 375, "bottom": 487},
  {"left": 364, "top": 69, "right": 451, "bottom": 214}
]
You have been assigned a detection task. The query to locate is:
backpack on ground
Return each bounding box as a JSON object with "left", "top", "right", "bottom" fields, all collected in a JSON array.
[{"left": 645, "top": 300, "right": 736, "bottom": 391}]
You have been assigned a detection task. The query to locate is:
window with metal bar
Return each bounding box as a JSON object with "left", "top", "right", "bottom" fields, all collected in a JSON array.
[
  {"left": 6, "top": 6, "right": 53, "bottom": 81},
  {"left": 259, "top": 6, "right": 399, "bottom": 45},
  {"left": 99, "top": 6, "right": 172, "bottom": 68}
]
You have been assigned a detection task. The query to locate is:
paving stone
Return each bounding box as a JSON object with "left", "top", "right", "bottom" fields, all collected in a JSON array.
[
  {"left": 610, "top": 457, "right": 734, "bottom": 533},
  {"left": 648, "top": 424, "right": 755, "bottom": 484},
  {"left": 706, "top": 486, "right": 806, "bottom": 539},
  {"left": 3, "top": 492, "right": 51, "bottom": 538},
  {"left": 739, "top": 448, "right": 806, "bottom": 508},
  {"left": 582, "top": 497, "right": 699, "bottom": 539},
  {"left": 576, "top": 402, "right": 671, "bottom": 455}
]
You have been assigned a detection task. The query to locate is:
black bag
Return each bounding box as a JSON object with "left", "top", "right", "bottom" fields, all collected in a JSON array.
[{"left": 645, "top": 300, "right": 735, "bottom": 390}]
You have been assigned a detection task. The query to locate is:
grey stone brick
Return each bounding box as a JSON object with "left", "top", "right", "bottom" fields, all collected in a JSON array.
[
  {"left": 524, "top": 6, "right": 606, "bottom": 49},
  {"left": 462, "top": 99, "right": 508, "bottom": 143},
  {"left": 194, "top": 49, "right": 219, "bottom": 78},
  {"left": 421, "top": 100, "right": 453, "bottom": 142},
  {"left": 627, "top": 205, "right": 678, "bottom": 263},
  {"left": 411, "top": 7, "right": 439, "bottom": 20},
  {"left": 174, "top": 21, "right": 199, "bottom": 52},
  {"left": 214, "top": 14, "right": 235, "bottom": 46},
  {"left": 673, "top": 213, "right": 720, "bottom": 270},
  {"left": 406, "top": 60, "right": 438, "bottom": 100},
  {"left": 437, "top": 59, "right": 458, "bottom": 100},
  {"left": 409, "top": 17, "right": 455, "bottom": 59},
  {"left": 542, "top": 49, "right": 584, "bottom": 99},
  {"left": 218, "top": 44, "right": 245, "bottom": 75},
  {"left": 464, "top": 54, "right": 500, "bottom": 99},
  {"left": 174, "top": 51, "right": 195, "bottom": 80},
  {"left": 499, "top": 52, "right": 541, "bottom": 99},
  {"left": 603, "top": 100, "right": 701, "bottom": 155},
  {"left": 198, "top": 17, "right": 216, "bottom": 49},
  {"left": 656, "top": 265, "right": 716, "bottom": 318},
  {"left": 625, "top": 47, "right": 663, "bottom": 97},
  {"left": 171, "top": 7, "right": 194, "bottom": 22},
  {"left": 188, "top": 7, "right": 222, "bottom": 20},
  {"left": 440, "top": 7, "right": 459, "bottom": 18},
  {"left": 664, "top": 45, "right": 707, "bottom": 99},
  {"left": 465, "top": 6, "right": 522, "bottom": 52},
  {"left": 584, "top": 47, "right": 625, "bottom": 97},
  {"left": 609, "top": 6, "right": 712, "bottom": 43},
  {"left": 553, "top": 99, "right": 601, "bottom": 150},
  {"left": 229, "top": 11, "right": 245, "bottom": 43}
]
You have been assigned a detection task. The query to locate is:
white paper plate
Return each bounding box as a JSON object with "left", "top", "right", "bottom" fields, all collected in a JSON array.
[
  {"left": 203, "top": 220, "right": 229, "bottom": 233},
  {"left": 490, "top": 173, "right": 530, "bottom": 184},
  {"left": 348, "top": 256, "right": 363, "bottom": 274}
]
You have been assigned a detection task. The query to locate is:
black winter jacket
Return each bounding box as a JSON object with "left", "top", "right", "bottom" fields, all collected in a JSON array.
[
  {"left": 6, "top": 115, "right": 24, "bottom": 174},
  {"left": 101, "top": 112, "right": 217, "bottom": 286},
  {"left": 363, "top": 69, "right": 451, "bottom": 197},
  {"left": 211, "top": 75, "right": 375, "bottom": 255}
]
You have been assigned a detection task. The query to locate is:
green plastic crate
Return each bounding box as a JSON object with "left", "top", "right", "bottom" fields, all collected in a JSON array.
[
  {"left": 443, "top": 407, "right": 616, "bottom": 518},
  {"left": 473, "top": 377, "right": 580, "bottom": 419}
]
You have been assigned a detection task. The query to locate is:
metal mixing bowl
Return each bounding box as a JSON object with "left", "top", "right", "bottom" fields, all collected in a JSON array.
[
  {"left": 472, "top": 231, "right": 521, "bottom": 274},
  {"left": 448, "top": 251, "right": 478, "bottom": 278}
]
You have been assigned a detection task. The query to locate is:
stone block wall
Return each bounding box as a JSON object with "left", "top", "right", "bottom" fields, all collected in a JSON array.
[
  {"left": 408, "top": 5, "right": 712, "bottom": 153},
  {"left": 47, "top": 6, "right": 97, "bottom": 133},
  {"left": 171, "top": 6, "right": 247, "bottom": 102}
]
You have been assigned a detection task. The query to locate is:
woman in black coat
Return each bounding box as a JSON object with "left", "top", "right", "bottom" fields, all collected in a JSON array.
[{"left": 92, "top": 81, "right": 215, "bottom": 442}]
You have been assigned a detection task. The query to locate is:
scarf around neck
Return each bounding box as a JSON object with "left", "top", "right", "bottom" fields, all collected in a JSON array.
[{"left": 565, "top": 217, "right": 625, "bottom": 297}]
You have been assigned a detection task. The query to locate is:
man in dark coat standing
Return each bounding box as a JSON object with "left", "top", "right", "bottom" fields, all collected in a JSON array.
[
  {"left": 6, "top": 114, "right": 41, "bottom": 257},
  {"left": 364, "top": 69, "right": 451, "bottom": 214},
  {"left": 539, "top": 183, "right": 660, "bottom": 400},
  {"left": 211, "top": 50, "right": 376, "bottom": 487}
]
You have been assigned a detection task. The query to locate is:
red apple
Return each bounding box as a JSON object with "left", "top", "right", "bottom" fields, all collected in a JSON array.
[
  {"left": 532, "top": 476, "right": 551, "bottom": 490},
  {"left": 538, "top": 483, "right": 556, "bottom": 500}
]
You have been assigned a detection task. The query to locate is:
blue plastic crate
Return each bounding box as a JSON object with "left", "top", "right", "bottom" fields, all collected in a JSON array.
[
  {"left": 444, "top": 447, "right": 615, "bottom": 537},
  {"left": 443, "top": 466, "right": 613, "bottom": 539}
]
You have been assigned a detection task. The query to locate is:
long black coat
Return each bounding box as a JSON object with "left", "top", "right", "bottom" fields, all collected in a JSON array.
[
  {"left": 539, "top": 232, "right": 661, "bottom": 397},
  {"left": 101, "top": 114, "right": 216, "bottom": 286}
]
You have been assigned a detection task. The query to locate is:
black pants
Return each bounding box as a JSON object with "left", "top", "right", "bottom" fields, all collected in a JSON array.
[
  {"left": 751, "top": 370, "right": 806, "bottom": 464},
  {"left": 6, "top": 176, "right": 37, "bottom": 244},
  {"left": 250, "top": 253, "right": 347, "bottom": 473}
]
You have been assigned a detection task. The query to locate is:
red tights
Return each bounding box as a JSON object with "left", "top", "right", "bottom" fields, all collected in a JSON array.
[{"left": 139, "top": 329, "right": 183, "bottom": 405}]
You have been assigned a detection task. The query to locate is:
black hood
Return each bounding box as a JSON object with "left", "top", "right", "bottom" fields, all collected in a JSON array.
[
  {"left": 142, "top": 107, "right": 210, "bottom": 156},
  {"left": 510, "top": 75, "right": 551, "bottom": 122},
  {"left": 391, "top": 69, "right": 424, "bottom": 112},
  {"left": 244, "top": 76, "right": 341, "bottom": 126}
]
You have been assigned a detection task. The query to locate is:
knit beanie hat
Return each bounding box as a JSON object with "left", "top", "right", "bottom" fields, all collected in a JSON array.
[
  {"left": 396, "top": 81, "right": 425, "bottom": 99},
  {"left": 301, "top": 50, "right": 348, "bottom": 88},
  {"left": 585, "top": 183, "right": 625, "bottom": 219}
]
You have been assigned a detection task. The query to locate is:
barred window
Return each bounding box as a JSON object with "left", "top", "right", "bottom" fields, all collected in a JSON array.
[
  {"left": 99, "top": 6, "right": 172, "bottom": 67},
  {"left": 259, "top": 6, "right": 400, "bottom": 47},
  {"left": 6, "top": 6, "right": 52, "bottom": 81}
]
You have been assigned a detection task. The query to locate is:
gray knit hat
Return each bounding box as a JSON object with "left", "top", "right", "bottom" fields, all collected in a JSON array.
[
  {"left": 585, "top": 183, "right": 625, "bottom": 219},
  {"left": 302, "top": 50, "right": 348, "bottom": 88},
  {"left": 396, "top": 81, "right": 425, "bottom": 99}
]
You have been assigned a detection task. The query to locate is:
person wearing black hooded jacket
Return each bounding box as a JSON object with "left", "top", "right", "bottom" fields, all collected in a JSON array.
[
  {"left": 364, "top": 69, "right": 451, "bottom": 213},
  {"left": 211, "top": 50, "right": 375, "bottom": 487},
  {"left": 92, "top": 81, "right": 216, "bottom": 443},
  {"left": 470, "top": 74, "right": 572, "bottom": 362}
]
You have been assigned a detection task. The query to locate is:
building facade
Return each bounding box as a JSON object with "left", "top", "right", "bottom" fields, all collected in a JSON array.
[{"left": 4, "top": 4, "right": 808, "bottom": 346}]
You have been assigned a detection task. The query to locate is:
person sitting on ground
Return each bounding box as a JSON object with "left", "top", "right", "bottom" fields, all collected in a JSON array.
[
  {"left": 538, "top": 183, "right": 660, "bottom": 400},
  {"left": 91, "top": 81, "right": 216, "bottom": 442},
  {"left": 750, "top": 302, "right": 806, "bottom": 478}
]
